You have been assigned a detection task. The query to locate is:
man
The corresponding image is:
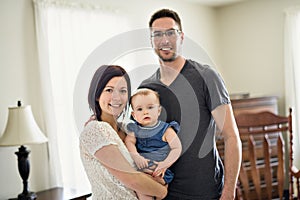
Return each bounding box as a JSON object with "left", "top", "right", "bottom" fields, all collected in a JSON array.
[{"left": 139, "top": 8, "right": 242, "bottom": 199}]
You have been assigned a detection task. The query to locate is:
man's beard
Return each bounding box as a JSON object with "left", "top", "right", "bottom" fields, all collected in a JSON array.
[{"left": 158, "top": 51, "right": 177, "bottom": 62}]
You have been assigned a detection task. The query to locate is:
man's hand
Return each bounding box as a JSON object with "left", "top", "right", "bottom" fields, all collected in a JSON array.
[{"left": 219, "top": 186, "right": 235, "bottom": 200}]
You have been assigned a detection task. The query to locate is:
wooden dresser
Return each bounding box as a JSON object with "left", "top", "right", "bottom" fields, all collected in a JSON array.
[{"left": 231, "top": 96, "right": 278, "bottom": 116}]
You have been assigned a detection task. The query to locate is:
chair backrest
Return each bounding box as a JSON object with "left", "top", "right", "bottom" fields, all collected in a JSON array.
[{"left": 233, "top": 109, "right": 293, "bottom": 200}]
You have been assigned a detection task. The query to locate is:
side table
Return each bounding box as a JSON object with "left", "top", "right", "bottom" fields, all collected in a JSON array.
[{"left": 9, "top": 187, "right": 92, "bottom": 200}]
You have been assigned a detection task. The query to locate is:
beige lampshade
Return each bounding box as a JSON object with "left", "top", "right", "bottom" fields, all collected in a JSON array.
[{"left": 0, "top": 105, "right": 48, "bottom": 146}]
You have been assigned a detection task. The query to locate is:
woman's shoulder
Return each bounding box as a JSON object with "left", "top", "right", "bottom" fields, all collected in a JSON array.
[
  {"left": 85, "top": 120, "right": 110, "bottom": 128},
  {"left": 81, "top": 120, "right": 114, "bottom": 138},
  {"left": 80, "top": 120, "right": 119, "bottom": 152}
]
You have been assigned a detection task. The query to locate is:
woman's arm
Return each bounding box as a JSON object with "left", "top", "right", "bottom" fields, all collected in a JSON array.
[
  {"left": 153, "top": 127, "right": 182, "bottom": 176},
  {"left": 95, "top": 144, "right": 167, "bottom": 199}
]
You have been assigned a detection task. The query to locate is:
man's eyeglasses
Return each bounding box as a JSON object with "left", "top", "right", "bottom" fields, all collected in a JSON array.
[{"left": 151, "top": 29, "right": 181, "bottom": 40}]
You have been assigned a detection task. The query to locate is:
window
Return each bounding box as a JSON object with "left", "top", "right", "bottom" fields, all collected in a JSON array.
[
  {"left": 34, "top": 0, "right": 131, "bottom": 190},
  {"left": 284, "top": 7, "right": 300, "bottom": 168}
]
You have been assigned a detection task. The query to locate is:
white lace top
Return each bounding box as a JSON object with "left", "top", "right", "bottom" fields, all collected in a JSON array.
[{"left": 79, "top": 121, "right": 138, "bottom": 200}]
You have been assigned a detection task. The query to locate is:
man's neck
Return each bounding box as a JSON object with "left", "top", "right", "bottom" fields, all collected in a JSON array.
[{"left": 159, "top": 56, "right": 186, "bottom": 86}]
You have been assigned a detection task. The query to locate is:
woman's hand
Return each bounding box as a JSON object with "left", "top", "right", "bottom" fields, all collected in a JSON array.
[
  {"left": 152, "top": 176, "right": 166, "bottom": 186},
  {"left": 84, "top": 114, "right": 96, "bottom": 126}
]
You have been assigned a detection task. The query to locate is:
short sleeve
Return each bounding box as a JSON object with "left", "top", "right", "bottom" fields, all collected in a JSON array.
[
  {"left": 80, "top": 121, "right": 118, "bottom": 155},
  {"left": 126, "top": 121, "right": 138, "bottom": 133},
  {"left": 125, "top": 120, "right": 138, "bottom": 134},
  {"left": 202, "top": 66, "right": 230, "bottom": 111},
  {"left": 169, "top": 121, "right": 180, "bottom": 133}
]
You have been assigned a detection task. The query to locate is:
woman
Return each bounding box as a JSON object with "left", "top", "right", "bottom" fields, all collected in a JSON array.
[{"left": 79, "top": 65, "right": 167, "bottom": 199}]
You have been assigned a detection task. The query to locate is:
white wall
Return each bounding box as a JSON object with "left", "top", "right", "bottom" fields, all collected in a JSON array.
[
  {"left": 0, "top": 0, "right": 50, "bottom": 198},
  {"left": 216, "top": 0, "right": 300, "bottom": 189},
  {"left": 217, "top": 0, "right": 300, "bottom": 114}
]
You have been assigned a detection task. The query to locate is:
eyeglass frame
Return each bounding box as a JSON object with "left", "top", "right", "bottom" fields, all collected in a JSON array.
[{"left": 150, "top": 28, "right": 182, "bottom": 40}]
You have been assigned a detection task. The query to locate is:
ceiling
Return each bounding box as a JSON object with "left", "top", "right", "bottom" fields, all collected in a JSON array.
[{"left": 184, "top": 0, "right": 247, "bottom": 7}]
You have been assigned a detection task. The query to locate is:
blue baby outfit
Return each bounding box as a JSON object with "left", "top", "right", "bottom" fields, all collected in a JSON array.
[{"left": 127, "top": 120, "right": 180, "bottom": 184}]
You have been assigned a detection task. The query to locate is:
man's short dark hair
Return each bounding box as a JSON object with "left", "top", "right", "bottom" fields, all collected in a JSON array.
[{"left": 149, "top": 8, "right": 182, "bottom": 31}]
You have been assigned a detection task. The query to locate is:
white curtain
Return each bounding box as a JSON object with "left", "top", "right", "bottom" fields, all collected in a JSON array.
[
  {"left": 33, "top": 0, "right": 130, "bottom": 190},
  {"left": 284, "top": 7, "right": 300, "bottom": 169}
]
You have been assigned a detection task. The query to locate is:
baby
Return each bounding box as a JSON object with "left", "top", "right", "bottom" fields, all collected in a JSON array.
[{"left": 125, "top": 88, "right": 182, "bottom": 200}]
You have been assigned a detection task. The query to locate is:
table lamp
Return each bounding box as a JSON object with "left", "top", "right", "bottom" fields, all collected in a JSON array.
[{"left": 0, "top": 101, "right": 48, "bottom": 200}]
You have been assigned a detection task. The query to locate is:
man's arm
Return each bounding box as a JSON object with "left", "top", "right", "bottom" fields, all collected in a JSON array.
[{"left": 212, "top": 104, "right": 242, "bottom": 200}]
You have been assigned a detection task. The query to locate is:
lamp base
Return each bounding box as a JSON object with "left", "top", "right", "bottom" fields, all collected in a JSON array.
[
  {"left": 8, "top": 192, "right": 37, "bottom": 200},
  {"left": 18, "top": 191, "right": 37, "bottom": 200},
  {"left": 14, "top": 146, "right": 37, "bottom": 200}
]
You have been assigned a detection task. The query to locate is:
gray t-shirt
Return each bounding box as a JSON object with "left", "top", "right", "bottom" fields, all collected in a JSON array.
[{"left": 139, "top": 59, "right": 230, "bottom": 199}]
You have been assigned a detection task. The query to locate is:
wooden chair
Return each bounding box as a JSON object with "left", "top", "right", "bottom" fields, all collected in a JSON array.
[
  {"left": 291, "top": 163, "right": 300, "bottom": 200},
  {"left": 217, "top": 108, "right": 300, "bottom": 199}
]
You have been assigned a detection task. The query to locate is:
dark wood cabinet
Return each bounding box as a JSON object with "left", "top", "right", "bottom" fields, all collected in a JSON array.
[
  {"left": 9, "top": 187, "right": 92, "bottom": 200},
  {"left": 231, "top": 96, "right": 278, "bottom": 116},
  {"left": 35, "top": 187, "right": 91, "bottom": 200}
]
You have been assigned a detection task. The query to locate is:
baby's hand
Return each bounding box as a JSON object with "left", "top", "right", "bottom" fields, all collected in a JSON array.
[
  {"left": 131, "top": 153, "right": 149, "bottom": 169},
  {"left": 152, "top": 162, "right": 167, "bottom": 177}
]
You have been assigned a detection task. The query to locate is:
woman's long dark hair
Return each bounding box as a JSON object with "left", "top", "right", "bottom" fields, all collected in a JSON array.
[{"left": 88, "top": 65, "right": 131, "bottom": 121}]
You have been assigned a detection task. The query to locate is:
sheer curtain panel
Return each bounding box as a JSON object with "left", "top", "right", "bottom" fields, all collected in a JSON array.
[
  {"left": 284, "top": 7, "right": 300, "bottom": 170},
  {"left": 33, "top": 0, "right": 129, "bottom": 190}
]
